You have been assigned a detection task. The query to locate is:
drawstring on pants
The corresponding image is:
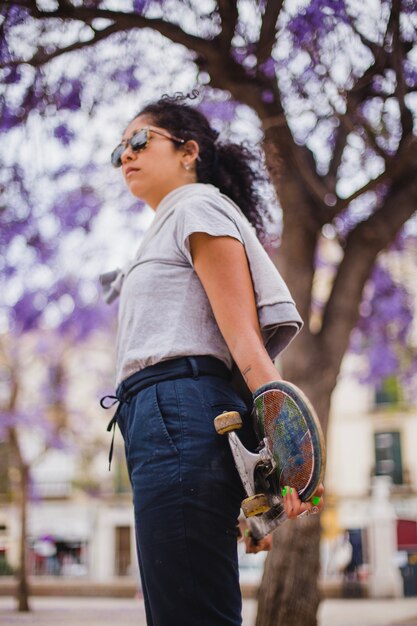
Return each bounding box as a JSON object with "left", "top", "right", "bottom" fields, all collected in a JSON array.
[{"left": 100, "top": 394, "right": 124, "bottom": 471}]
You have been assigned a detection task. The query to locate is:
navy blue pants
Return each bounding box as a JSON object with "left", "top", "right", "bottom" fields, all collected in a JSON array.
[{"left": 114, "top": 356, "right": 252, "bottom": 626}]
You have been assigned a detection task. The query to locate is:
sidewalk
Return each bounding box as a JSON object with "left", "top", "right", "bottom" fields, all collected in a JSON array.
[
  {"left": 318, "top": 599, "right": 417, "bottom": 626},
  {"left": 1, "top": 596, "right": 417, "bottom": 626}
]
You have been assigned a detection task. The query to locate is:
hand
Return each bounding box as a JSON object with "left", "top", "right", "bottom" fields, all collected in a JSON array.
[
  {"left": 243, "top": 530, "right": 273, "bottom": 554},
  {"left": 282, "top": 483, "right": 325, "bottom": 519}
]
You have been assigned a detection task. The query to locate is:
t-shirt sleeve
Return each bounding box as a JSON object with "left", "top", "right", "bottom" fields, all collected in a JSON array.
[{"left": 174, "top": 199, "right": 244, "bottom": 265}]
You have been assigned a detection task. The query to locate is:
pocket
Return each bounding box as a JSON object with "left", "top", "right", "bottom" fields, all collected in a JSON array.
[
  {"left": 208, "top": 383, "right": 248, "bottom": 415},
  {"left": 152, "top": 383, "right": 180, "bottom": 455},
  {"left": 124, "top": 384, "right": 180, "bottom": 469}
]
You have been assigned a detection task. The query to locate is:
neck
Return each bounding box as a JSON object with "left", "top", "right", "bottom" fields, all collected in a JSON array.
[{"left": 148, "top": 177, "right": 197, "bottom": 211}]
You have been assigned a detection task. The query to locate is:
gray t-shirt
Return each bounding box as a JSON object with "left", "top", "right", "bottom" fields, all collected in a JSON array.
[{"left": 100, "top": 183, "right": 303, "bottom": 386}]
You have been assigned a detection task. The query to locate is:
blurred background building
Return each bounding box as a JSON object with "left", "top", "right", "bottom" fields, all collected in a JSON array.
[{"left": 1, "top": 326, "right": 417, "bottom": 597}]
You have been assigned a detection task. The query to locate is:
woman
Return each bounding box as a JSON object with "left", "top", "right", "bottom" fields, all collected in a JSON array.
[{"left": 100, "top": 94, "right": 324, "bottom": 626}]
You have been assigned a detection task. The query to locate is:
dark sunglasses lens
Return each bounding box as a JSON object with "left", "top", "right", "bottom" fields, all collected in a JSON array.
[
  {"left": 111, "top": 144, "right": 124, "bottom": 168},
  {"left": 111, "top": 129, "right": 149, "bottom": 168},
  {"left": 130, "top": 129, "right": 148, "bottom": 152}
]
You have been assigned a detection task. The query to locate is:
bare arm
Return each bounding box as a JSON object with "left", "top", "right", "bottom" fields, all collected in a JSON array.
[
  {"left": 189, "top": 232, "right": 281, "bottom": 392},
  {"left": 190, "top": 232, "right": 324, "bottom": 537}
]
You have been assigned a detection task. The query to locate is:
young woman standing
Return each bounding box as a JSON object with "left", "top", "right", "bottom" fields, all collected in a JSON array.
[{"left": 100, "top": 95, "right": 324, "bottom": 626}]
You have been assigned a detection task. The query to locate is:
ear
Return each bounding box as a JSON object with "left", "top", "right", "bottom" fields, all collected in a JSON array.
[{"left": 181, "top": 139, "right": 200, "bottom": 164}]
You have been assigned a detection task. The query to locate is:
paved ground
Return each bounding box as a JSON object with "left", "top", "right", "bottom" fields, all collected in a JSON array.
[
  {"left": 1, "top": 597, "right": 417, "bottom": 626},
  {"left": 318, "top": 599, "right": 417, "bottom": 626}
]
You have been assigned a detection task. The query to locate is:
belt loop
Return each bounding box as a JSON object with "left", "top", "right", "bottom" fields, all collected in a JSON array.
[{"left": 187, "top": 356, "right": 199, "bottom": 380}]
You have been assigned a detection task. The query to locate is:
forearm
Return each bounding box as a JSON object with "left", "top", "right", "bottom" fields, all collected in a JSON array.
[{"left": 227, "top": 327, "right": 282, "bottom": 393}]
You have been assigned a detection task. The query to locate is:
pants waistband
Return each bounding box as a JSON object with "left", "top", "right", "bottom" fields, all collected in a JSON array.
[
  {"left": 101, "top": 356, "right": 231, "bottom": 471},
  {"left": 116, "top": 355, "right": 231, "bottom": 402}
]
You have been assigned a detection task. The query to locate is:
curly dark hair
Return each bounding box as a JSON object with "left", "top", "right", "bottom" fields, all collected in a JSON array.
[{"left": 133, "top": 93, "right": 270, "bottom": 239}]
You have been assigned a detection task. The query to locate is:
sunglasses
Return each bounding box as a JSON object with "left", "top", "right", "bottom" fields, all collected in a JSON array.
[{"left": 111, "top": 126, "right": 185, "bottom": 168}]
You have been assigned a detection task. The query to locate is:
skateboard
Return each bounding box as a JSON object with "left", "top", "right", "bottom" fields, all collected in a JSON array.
[{"left": 214, "top": 380, "right": 326, "bottom": 541}]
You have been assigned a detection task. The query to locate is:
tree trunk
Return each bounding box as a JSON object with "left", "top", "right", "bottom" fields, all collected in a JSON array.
[
  {"left": 8, "top": 428, "right": 31, "bottom": 612},
  {"left": 17, "top": 463, "right": 30, "bottom": 612},
  {"left": 256, "top": 516, "right": 322, "bottom": 626},
  {"left": 255, "top": 354, "right": 333, "bottom": 626}
]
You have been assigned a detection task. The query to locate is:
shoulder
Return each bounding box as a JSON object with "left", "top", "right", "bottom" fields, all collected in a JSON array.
[
  {"left": 171, "top": 185, "right": 246, "bottom": 259},
  {"left": 174, "top": 184, "right": 244, "bottom": 226}
]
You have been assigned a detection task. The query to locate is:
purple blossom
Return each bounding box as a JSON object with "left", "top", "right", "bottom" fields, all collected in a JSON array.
[
  {"left": 259, "top": 57, "right": 276, "bottom": 79},
  {"left": 132, "top": 0, "right": 164, "bottom": 12},
  {"left": 401, "top": 0, "right": 417, "bottom": 14},
  {"left": 0, "top": 102, "right": 23, "bottom": 131},
  {"left": 288, "top": 0, "right": 350, "bottom": 49},
  {"left": 3, "top": 66, "right": 21, "bottom": 85},
  {"left": 53, "top": 123, "right": 75, "bottom": 146},
  {"left": 52, "top": 187, "right": 101, "bottom": 231},
  {"left": 261, "top": 90, "right": 275, "bottom": 103},
  {"left": 110, "top": 67, "right": 141, "bottom": 91},
  {"left": 1, "top": 5, "right": 30, "bottom": 28},
  {"left": 11, "top": 291, "right": 45, "bottom": 333},
  {"left": 231, "top": 44, "right": 256, "bottom": 66},
  {"left": 351, "top": 264, "right": 414, "bottom": 386},
  {"left": 55, "top": 78, "right": 83, "bottom": 112},
  {"left": 51, "top": 165, "right": 76, "bottom": 180},
  {"left": 133, "top": 0, "right": 148, "bottom": 13},
  {"left": 198, "top": 99, "right": 238, "bottom": 123},
  {"left": 404, "top": 61, "right": 417, "bottom": 88}
]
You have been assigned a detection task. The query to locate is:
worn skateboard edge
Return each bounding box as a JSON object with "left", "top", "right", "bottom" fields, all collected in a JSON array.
[{"left": 253, "top": 379, "right": 326, "bottom": 501}]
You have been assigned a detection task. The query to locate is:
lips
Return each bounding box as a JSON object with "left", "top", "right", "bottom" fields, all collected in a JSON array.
[{"left": 125, "top": 167, "right": 140, "bottom": 176}]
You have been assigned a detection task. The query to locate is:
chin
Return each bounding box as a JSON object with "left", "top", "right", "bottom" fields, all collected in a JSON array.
[{"left": 128, "top": 182, "right": 147, "bottom": 200}]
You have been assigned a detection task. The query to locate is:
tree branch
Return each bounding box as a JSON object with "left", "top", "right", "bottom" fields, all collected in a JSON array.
[
  {"left": 319, "top": 176, "right": 417, "bottom": 371},
  {"left": 390, "top": 0, "right": 414, "bottom": 145},
  {"left": 7, "top": 23, "right": 120, "bottom": 68},
  {"left": 217, "top": 0, "right": 238, "bottom": 51},
  {"left": 7, "top": 2, "right": 215, "bottom": 65},
  {"left": 257, "top": 0, "right": 283, "bottom": 65},
  {"left": 333, "top": 134, "right": 417, "bottom": 213},
  {"left": 286, "top": 143, "right": 332, "bottom": 210}
]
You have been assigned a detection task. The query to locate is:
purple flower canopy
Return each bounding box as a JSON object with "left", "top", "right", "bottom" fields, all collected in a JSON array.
[
  {"left": 351, "top": 262, "right": 417, "bottom": 390},
  {"left": 0, "top": 0, "right": 416, "bottom": 399}
]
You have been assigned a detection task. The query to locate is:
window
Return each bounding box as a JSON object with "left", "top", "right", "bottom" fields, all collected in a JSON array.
[
  {"left": 375, "top": 376, "right": 401, "bottom": 407},
  {"left": 374, "top": 431, "right": 403, "bottom": 485}
]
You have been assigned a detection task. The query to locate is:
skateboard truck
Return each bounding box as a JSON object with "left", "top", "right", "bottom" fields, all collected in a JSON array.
[
  {"left": 228, "top": 432, "right": 276, "bottom": 497},
  {"left": 214, "top": 411, "right": 288, "bottom": 540}
]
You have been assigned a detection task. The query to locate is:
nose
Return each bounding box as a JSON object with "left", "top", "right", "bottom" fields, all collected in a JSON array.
[{"left": 120, "top": 142, "right": 134, "bottom": 165}]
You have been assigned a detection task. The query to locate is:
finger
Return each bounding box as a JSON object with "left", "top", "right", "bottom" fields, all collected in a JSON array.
[
  {"left": 310, "top": 484, "right": 324, "bottom": 508},
  {"left": 289, "top": 486, "right": 299, "bottom": 507},
  {"left": 244, "top": 531, "right": 260, "bottom": 553},
  {"left": 246, "top": 539, "right": 263, "bottom": 554},
  {"left": 290, "top": 486, "right": 305, "bottom": 516},
  {"left": 260, "top": 535, "right": 273, "bottom": 551},
  {"left": 283, "top": 486, "right": 301, "bottom": 518},
  {"left": 255, "top": 537, "right": 272, "bottom": 552},
  {"left": 281, "top": 485, "right": 292, "bottom": 516}
]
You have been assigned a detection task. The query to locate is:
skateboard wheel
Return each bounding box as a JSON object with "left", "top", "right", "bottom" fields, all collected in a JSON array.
[
  {"left": 214, "top": 411, "right": 242, "bottom": 435},
  {"left": 241, "top": 494, "right": 270, "bottom": 517}
]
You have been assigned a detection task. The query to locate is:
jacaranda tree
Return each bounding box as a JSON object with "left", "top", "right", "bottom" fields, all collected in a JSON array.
[{"left": 2, "top": 1, "right": 417, "bottom": 624}]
